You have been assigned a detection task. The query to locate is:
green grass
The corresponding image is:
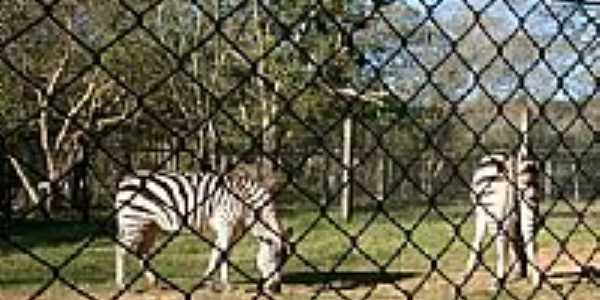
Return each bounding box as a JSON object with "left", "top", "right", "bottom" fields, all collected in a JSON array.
[{"left": 1, "top": 200, "right": 599, "bottom": 299}]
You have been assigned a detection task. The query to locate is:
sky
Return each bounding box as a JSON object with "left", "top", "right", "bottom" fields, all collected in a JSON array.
[{"left": 369, "top": 0, "right": 599, "bottom": 102}]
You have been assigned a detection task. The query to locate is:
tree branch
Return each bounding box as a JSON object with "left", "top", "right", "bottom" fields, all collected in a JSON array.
[
  {"left": 54, "top": 81, "right": 96, "bottom": 151},
  {"left": 45, "top": 50, "right": 70, "bottom": 98},
  {"left": 7, "top": 155, "right": 40, "bottom": 206},
  {"left": 38, "top": 50, "right": 70, "bottom": 158},
  {"left": 96, "top": 95, "right": 132, "bottom": 130}
]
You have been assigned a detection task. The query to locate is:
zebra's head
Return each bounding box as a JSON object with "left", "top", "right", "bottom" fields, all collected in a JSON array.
[
  {"left": 251, "top": 192, "right": 292, "bottom": 294},
  {"left": 230, "top": 165, "right": 290, "bottom": 292},
  {"left": 517, "top": 157, "right": 539, "bottom": 189},
  {"left": 256, "top": 225, "right": 292, "bottom": 293}
]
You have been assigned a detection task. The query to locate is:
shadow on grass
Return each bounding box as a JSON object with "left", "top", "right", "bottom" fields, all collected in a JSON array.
[
  {"left": 548, "top": 265, "right": 600, "bottom": 280},
  {"left": 0, "top": 274, "right": 111, "bottom": 287},
  {"left": 0, "top": 219, "right": 115, "bottom": 253},
  {"left": 281, "top": 271, "right": 420, "bottom": 288}
]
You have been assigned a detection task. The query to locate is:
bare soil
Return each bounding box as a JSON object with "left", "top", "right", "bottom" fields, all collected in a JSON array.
[{"left": 1, "top": 245, "right": 598, "bottom": 300}]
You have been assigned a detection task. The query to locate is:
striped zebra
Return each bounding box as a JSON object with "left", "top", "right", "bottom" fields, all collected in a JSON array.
[
  {"left": 463, "top": 152, "right": 541, "bottom": 289},
  {"left": 114, "top": 169, "right": 290, "bottom": 293}
]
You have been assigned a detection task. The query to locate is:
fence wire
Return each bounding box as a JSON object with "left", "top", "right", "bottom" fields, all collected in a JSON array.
[{"left": 1, "top": 0, "right": 600, "bottom": 299}]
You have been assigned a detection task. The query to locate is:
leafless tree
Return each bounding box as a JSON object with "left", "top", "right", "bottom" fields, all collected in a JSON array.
[{"left": 7, "top": 48, "right": 134, "bottom": 216}]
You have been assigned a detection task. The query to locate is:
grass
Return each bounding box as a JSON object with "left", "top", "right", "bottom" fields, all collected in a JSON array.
[{"left": 1, "top": 200, "right": 599, "bottom": 299}]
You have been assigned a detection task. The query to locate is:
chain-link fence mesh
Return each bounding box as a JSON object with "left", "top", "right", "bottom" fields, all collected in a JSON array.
[{"left": 1, "top": 0, "right": 599, "bottom": 299}]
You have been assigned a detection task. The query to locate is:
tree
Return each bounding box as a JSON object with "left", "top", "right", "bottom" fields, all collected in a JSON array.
[{"left": 1, "top": 1, "right": 135, "bottom": 216}]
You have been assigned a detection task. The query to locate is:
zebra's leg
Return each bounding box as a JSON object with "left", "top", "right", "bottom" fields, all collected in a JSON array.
[
  {"left": 521, "top": 201, "right": 541, "bottom": 286},
  {"left": 509, "top": 217, "right": 527, "bottom": 279},
  {"left": 216, "top": 224, "right": 233, "bottom": 291},
  {"left": 204, "top": 246, "right": 220, "bottom": 284},
  {"left": 524, "top": 240, "right": 540, "bottom": 286},
  {"left": 495, "top": 229, "right": 509, "bottom": 290},
  {"left": 115, "top": 242, "right": 127, "bottom": 290},
  {"left": 464, "top": 207, "right": 486, "bottom": 282},
  {"left": 204, "top": 221, "right": 233, "bottom": 291},
  {"left": 522, "top": 229, "right": 540, "bottom": 286},
  {"left": 115, "top": 223, "right": 136, "bottom": 291},
  {"left": 138, "top": 224, "right": 159, "bottom": 290}
]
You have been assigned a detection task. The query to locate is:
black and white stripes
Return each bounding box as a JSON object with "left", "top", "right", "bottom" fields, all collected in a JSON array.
[
  {"left": 114, "top": 170, "right": 288, "bottom": 292},
  {"left": 464, "top": 152, "right": 541, "bottom": 288}
]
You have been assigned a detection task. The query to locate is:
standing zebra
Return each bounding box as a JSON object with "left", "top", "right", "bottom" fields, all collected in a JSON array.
[
  {"left": 463, "top": 152, "right": 540, "bottom": 289},
  {"left": 114, "top": 169, "right": 289, "bottom": 293}
]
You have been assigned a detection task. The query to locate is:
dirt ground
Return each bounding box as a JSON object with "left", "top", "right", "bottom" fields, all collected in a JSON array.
[{"left": 1, "top": 245, "right": 598, "bottom": 300}]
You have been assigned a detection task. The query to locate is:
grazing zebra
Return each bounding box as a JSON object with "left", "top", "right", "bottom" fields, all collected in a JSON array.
[
  {"left": 114, "top": 169, "right": 289, "bottom": 293},
  {"left": 464, "top": 152, "right": 540, "bottom": 288}
]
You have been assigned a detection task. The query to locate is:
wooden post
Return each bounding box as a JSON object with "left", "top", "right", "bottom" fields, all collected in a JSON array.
[
  {"left": 376, "top": 152, "right": 385, "bottom": 202},
  {"left": 387, "top": 157, "right": 394, "bottom": 201},
  {"left": 420, "top": 159, "right": 427, "bottom": 200},
  {"left": 572, "top": 162, "right": 579, "bottom": 201},
  {"left": 518, "top": 102, "right": 533, "bottom": 279},
  {"left": 544, "top": 160, "right": 552, "bottom": 201},
  {"left": 321, "top": 157, "right": 330, "bottom": 207},
  {"left": 306, "top": 156, "right": 313, "bottom": 179},
  {"left": 427, "top": 159, "right": 434, "bottom": 197},
  {"left": 518, "top": 104, "right": 530, "bottom": 162},
  {"left": 341, "top": 115, "right": 353, "bottom": 222},
  {"left": 220, "top": 155, "right": 229, "bottom": 174},
  {"left": 0, "top": 154, "right": 9, "bottom": 221},
  {"left": 333, "top": 87, "right": 391, "bottom": 220},
  {"left": 81, "top": 148, "right": 90, "bottom": 222}
]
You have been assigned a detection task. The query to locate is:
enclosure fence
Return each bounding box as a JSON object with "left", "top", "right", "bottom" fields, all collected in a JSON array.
[{"left": 1, "top": 0, "right": 600, "bottom": 299}]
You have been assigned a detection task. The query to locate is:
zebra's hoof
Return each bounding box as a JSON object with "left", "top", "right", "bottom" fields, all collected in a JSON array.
[
  {"left": 491, "top": 280, "right": 503, "bottom": 291},
  {"left": 207, "top": 282, "right": 234, "bottom": 293},
  {"left": 134, "top": 287, "right": 150, "bottom": 294},
  {"left": 267, "top": 282, "right": 281, "bottom": 294},
  {"left": 198, "top": 279, "right": 217, "bottom": 290}
]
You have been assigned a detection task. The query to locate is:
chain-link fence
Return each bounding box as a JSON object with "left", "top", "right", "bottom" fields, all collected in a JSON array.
[{"left": 1, "top": 0, "right": 600, "bottom": 299}]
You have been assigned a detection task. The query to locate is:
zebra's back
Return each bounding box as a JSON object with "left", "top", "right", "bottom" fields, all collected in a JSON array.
[{"left": 115, "top": 171, "right": 238, "bottom": 235}]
